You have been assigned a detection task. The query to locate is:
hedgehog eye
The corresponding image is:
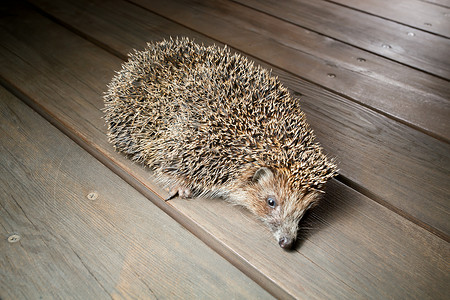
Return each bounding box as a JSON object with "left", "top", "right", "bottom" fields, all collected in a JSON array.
[{"left": 266, "top": 196, "right": 277, "bottom": 208}]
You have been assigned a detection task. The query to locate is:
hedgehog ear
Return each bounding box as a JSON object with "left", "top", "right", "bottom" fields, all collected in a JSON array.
[{"left": 252, "top": 167, "right": 273, "bottom": 183}]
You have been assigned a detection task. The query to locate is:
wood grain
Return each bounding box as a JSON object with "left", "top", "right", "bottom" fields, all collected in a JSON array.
[
  {"left": 26, "top": 0, "right": 450, "bottom": 239},
  {"left": 0, "top": 1, "right": 449, "bottom": 299},
  {"left": 235, "top": 0, "right": 450, "bottom": 79},
  {"left": 422, "top": 0, "right": 450, "bottom": 8},
  {"left": 328, "top": 0, "right": 450, "bottom": 38},
  {"left": 130, "top": 0, "right": 450, "bottom": 143},
  {"left": 0, "top": 86, "right": 272, "bottom": 299}
]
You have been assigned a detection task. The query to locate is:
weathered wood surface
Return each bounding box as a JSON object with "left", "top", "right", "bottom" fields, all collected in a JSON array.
[
  {"left": 328, "top": 0, "right": 450, "bottom": 38},
  {"left": 28, "top": 0, "right": 450, "bottom": 241},
  {"left": 235, "top": 0, "right": 450, "bottom": 79},
  {"left": 422, "top": 0, "right": 450, "bottom": 8},
  {"left": 1, "top": 1, "right": 449, "bottom": 299},
  {"left": 128, "top": 0, "right": 450, "bottom": 143},
  {"left": 0, "top": 87, "right": 273, "bottom": 299},
  {"left": 424, "top": 0, "right": 450, "bottom": 8}
]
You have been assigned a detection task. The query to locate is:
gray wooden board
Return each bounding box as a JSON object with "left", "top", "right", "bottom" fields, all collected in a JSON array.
[
  {"left": 26, "top": 0, "right": 450, "bottom": 240},
  {"left": 0, "top": 86, "right": 273, "bottom": 299},
  {"left": 129, "top": 0, "right": 450, "bottom": 143},
  {"left": 235, "top": 0, "right": 450, "bottom": 79},
  {"left": 423, "top": 0, "right": 450, "bottom": 7},
  {"left": 0, "top": 1, "right": 449, "bottom": 299},
  {"left": 328, "top": 0, "right": 450, "bottom": 38}
]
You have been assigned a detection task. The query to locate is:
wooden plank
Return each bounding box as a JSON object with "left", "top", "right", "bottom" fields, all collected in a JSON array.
[
  {"left": 0, "top": 87, "right": 273, "bottom": 299},
  {"left": 71, "top": 0, "right": 450, "bottom": 237},
  {"left": 328, "top": 0, "right": 450, "bottom": 38},
  {"left": 235, "top": 0, "right": 450, "bottom": 79},
  {"left": 129, "top": 0, "right": 450, "bottom": 143},
  {"left": 1, "top": 2, "right": 449, "bottom": 298},
  {"left": 422, "top": 0, "right": 450, "bottom": 8}
]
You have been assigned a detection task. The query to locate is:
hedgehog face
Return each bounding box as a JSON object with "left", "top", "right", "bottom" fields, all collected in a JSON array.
[{"left": 248, "top": 167, "right": 320, "bottom": 250}]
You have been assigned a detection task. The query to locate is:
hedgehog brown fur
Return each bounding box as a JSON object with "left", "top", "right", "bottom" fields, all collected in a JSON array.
[{"left": 104, "top": 37, "right": 337, "bottom": 249}]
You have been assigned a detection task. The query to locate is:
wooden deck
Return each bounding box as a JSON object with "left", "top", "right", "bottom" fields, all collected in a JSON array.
[{"left": 0, "top": 0, "right": 449, "bottom": 298}]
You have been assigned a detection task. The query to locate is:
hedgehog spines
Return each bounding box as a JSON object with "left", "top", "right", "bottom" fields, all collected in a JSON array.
[{"left": 104, "top": 37, "right": 337, "bottom": 196}]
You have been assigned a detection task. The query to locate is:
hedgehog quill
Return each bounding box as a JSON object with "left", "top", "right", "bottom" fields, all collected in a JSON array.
[{"left": 104, "top": 38, "right": 337, "bottom": 249}]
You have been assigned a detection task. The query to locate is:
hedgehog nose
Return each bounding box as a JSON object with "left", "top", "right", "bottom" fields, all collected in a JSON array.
[{"left": 278, "top": 237, "right": 293, "bottom": 249}]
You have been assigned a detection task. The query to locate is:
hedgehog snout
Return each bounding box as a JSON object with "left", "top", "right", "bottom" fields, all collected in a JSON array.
[
  {"left": 278, "top": 236, "right": 294, "bottom": 249},
  {"left": 270, "top": 213, "right": 301, "bottom": 250}
]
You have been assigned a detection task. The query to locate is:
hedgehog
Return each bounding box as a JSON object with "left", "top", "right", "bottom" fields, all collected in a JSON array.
[{"left": 104, "top": 37, "right": 337, "bottom": 249}]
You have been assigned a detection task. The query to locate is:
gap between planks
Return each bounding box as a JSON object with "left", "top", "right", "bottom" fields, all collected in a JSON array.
[
  {"left": 336, "top": 174, "right": 450, "bottom": 243},
  {"left": 325, "top": 0, "right": 450, "bottom": 38}
]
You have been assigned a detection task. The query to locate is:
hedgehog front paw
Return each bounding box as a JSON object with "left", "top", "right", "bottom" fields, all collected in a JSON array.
[{"left": 165, "top": 185, "right": 193, "bottom": 201}]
